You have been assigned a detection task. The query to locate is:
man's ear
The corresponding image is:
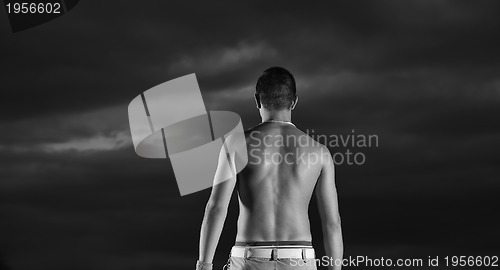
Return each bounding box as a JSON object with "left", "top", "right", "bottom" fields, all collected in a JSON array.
[
  {"left": 290, "top": 95, "right": 299, "bottom": 110},
  {"left": 254, "top": 94, "right": 262, "bottom": 109}
]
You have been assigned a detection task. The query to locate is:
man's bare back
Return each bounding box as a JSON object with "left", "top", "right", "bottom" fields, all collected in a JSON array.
[
  {"left": 236, "top": 122, "right": 326, "bottom": 242},
  {"left": 197, "top": 67, "right": 342, "bottom": 270}
]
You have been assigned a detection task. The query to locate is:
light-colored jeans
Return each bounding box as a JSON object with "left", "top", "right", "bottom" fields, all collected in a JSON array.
[{"left": 225, "top": 255, "right": 317, "bottom": 270}]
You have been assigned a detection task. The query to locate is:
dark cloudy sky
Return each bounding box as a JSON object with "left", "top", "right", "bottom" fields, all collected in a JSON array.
[{"left": 1, "top": 1, "right": 499, "bottom": 269}]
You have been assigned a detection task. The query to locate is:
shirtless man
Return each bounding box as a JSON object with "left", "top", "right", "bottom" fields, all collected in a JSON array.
[{"left": 196, "top": 67, "right": 343, "bottom": 270}]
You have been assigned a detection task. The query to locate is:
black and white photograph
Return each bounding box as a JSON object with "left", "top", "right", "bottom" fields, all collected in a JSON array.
[{"left": 1, "top": 1, "right": 499, "bottom": 270}]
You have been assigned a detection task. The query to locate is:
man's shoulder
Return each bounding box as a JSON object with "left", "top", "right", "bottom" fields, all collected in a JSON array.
[{"left": 290, "top": 131, "right": 332, "bottom": 166}]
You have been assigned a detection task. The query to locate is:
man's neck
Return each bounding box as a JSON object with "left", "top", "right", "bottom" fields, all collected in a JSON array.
[{"left": 260, "top": 109, "right": 292, "bottom": 123}]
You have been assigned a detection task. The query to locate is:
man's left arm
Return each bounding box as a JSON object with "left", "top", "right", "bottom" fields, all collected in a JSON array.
[{"left": 197, "top": 140, "right": 237, "bottom": 270}]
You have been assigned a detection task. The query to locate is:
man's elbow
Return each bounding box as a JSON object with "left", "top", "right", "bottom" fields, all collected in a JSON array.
[
  {"left": 204, "top": 202, "right": 229, "bottom": 215},
  {"left": 323, "top": 218, "right": 342, "bottom": 232}
]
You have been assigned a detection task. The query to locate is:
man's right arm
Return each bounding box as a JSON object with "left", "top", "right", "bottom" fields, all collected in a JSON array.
[{"left": 316, "top": 146, "right": 343, "bottom": 270}]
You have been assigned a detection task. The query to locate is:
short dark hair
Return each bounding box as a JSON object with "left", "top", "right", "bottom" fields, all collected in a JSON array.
[{"left": 256, "top": 67, "right": 296, "bottom": 110}]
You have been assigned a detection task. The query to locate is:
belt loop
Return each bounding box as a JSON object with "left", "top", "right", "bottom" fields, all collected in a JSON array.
[
  {"left": 302, "top": 248, "right": 306, "bottom": 260},
  {"left": 244, "top": 247, "right": 248, "bottom": 259},
  {"left": 272, "top": 248, "right": 278, "bottom": 260}
]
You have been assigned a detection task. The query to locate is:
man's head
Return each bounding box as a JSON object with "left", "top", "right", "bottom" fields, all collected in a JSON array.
[{"left": 255, "top": 67, "right": 298, "bottom": 111}]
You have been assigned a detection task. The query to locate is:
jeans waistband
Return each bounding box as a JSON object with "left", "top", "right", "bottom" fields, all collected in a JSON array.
[
  {"left": 230, "top": 246, "right": 315, "bottom": 260},
  {"left": 234, "top": 241, "right": 312, "bottom": 247}
]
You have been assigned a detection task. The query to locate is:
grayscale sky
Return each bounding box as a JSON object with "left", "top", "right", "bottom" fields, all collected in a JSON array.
[{"left": 0, "top": 1, "right": 499, "bottom": 269}]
